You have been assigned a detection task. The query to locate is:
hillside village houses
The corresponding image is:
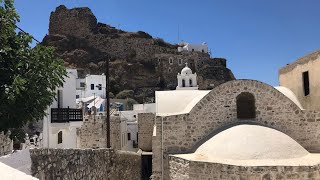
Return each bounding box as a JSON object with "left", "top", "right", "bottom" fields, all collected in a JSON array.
[
  {"left": 41, "top": 67, "right": 158, "bottom": 150},
  {"left": 3, "top": 44, "right": 320, "bottom": 179}
]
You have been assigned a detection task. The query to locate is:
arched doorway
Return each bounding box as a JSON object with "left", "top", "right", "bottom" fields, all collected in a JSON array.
[{"left": 182, "top": 79, "right": 186, "bottom": 87}]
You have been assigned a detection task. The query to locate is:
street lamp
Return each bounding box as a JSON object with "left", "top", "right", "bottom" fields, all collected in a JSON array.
[{"left": 105, "top": 58, "right": 111, "bottom": 148}]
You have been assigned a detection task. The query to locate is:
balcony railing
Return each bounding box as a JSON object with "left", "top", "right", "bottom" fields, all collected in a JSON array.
[{"left": 51, "top": 108, "right": 83, "bottom": 123}]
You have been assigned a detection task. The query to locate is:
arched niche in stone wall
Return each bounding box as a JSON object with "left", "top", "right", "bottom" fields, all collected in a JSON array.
[{"left": 236, "top": 92, "right": 256, "bottom": 119}]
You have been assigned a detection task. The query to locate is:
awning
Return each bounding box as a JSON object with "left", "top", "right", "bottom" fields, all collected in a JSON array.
[
  {"left": 80, "top": 96, "right": 96, "bottom": 103},
  {"left": 87, "top": 96, "right": 105, "bottom": 109}
]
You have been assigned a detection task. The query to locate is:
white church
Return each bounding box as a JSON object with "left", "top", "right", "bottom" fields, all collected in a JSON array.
[{"left": 176, "top": 63, "right": 198, "bottom": 90}]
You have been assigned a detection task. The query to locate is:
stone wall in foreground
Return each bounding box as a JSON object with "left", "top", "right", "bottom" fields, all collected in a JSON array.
[
  {"left": 169, "top": 156, "right": 320, "bottom": 180},
  {"left": 30, "top": 148, "right": 141, "bottom": 180}
]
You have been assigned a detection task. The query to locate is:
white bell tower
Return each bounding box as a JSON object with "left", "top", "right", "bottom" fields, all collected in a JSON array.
[{"left": 176, "top": 63, "right": 198, "bottom": 90}]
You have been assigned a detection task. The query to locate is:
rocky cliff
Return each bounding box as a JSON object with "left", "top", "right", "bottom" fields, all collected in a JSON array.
[{"left": 43, "top": 5, "right": 235, "bottom": 102}]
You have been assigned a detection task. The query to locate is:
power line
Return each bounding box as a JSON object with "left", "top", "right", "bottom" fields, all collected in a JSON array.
[
  {"left": 15, "top": 24, "right": 41, "bottom": 43},
  {"left": 0, "top": 18, "right": 41, "bottom": 43}
]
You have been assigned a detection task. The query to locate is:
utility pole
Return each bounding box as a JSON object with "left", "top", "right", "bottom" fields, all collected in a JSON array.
[
  {"left": 93, "top": 93, "right": 96, "bottom": 121},
  {"left": 106, "top": 58, "right": 111, "bottom": 148}
]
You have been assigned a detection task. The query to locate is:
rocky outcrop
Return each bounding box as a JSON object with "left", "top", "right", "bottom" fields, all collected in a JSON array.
[{"left": 44, "top": 5, "right": 235, "bottom": 102}]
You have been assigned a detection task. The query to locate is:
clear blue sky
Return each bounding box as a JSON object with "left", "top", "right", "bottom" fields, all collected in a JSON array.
[{"left": 14, "top": 0, "right": 320, "bottom": 86}]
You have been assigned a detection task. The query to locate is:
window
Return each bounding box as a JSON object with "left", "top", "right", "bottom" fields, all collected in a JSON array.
[
  {"left": 169, "top": 57, "right": 173, "bottom": 65},
  {"left": 182, "top": 79, "right": 186, "bottom": 87},
  {"left": 303, "top": 71, "right": 310, "bottom": 96},
  {"left": 178, "top": 59, "right": 183, "bottom": 65},
  {"left": 133, "top": 115, "right": 136, "bottom": 118},
  {"left": 168, "top": 68, "right": 171, "bottom": 73},
  {"left": 76, "top": 95, "right": 80, "bottom": 99},
  {"left": 201, "top": 49, "right": 204, "bottom": 53},
  {"left": 80, "top": 82, "right": 85, "bottom": 87},
  {"left": 58, "top": 131, "right": 62, "bottom": 144},
  {"left": 189, "top": 79, "right": 192, "bottom": 86},
  {"left": 236, "top": 92, "right": 256, "bottom": 119},
  {"left": 98, "top": 84, "right": 102, "bottom": 90},
  {"left": 158, "top": 57, "right": 161, "bottom": 63},
  {"left": 57, "top": 90, "right": 63, "bottom": 108},
  {"left": 91, "top": 84, "right": 94, "bottom": 90},
  {"left": 192, "top": 49, "right": 194, "bottom": 52},
  {"left": 128, "top": 133, "right": 131, "bottom": 141}
]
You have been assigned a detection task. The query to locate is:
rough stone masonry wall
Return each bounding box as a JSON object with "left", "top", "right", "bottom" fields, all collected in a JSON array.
[
  {"left": 79, "top": 115, "right": 121, "bottom": 150},
  {"left": 152, "top": 80, "right": 320, "bottom": 179},
  {"left": 138, "top": 113, "right": 155, "bottom": 151},
  {"left": 30, "top": 148, "right": 141, "bottom": 180},
  {"left": 0, "top": 131, "right": 13, "bottom": 156},
  {"left": 80, "top": 115, "right": 106, "bottom": 148},
  {"left": 169, "top": 156, "right": 320, "bottom": 180},
  {"left": 110, "top": 115, "right": 122, "bottom": 150}
]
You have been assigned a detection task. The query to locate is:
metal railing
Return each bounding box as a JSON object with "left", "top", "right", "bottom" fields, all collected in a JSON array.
[{"left": 51, "top": 108, "right": 83, "bottom": 123}]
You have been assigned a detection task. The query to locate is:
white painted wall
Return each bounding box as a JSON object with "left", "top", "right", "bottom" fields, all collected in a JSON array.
[
  {"left": 177, "top": 71, "right": 198, "bottom": 90},
  {"left": 119, "top": 103, "right": 156, "bottom": 151},
  {"left": 42, "top": 69, "right": 83, "bottom": 149},
  {"left": 127, "top": 122, "right": 138, "bottom": 151},
  {"left": 178, "top": 42, "right": 208, "bottom": 53},
  {"left": 76, "top": 74, "right": 106, "bottom": 99}
]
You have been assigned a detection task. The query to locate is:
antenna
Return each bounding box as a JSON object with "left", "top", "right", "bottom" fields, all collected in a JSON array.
[{"left": 178, "top": 24, "right": 180, "bottom": 42}]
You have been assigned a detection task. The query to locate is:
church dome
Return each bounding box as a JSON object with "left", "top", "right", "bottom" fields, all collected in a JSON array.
[
  {"left": 181, "top": 64, "right": 192, "bottom": 75},
  {"left": 194, "top": 125, "right": 308, "bottom": 160}
]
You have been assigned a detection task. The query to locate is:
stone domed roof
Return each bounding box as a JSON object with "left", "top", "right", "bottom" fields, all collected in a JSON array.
[
  {"left": 194, "top": 125, "right": 308, "bottom": 160},
  {"left": 181, "top": 64, "right": 192, "bottom": 75}
]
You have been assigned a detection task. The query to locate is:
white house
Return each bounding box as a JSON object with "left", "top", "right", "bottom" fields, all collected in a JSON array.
[
  {"left": 42, "top": 69, "right": 83, "bottom": 149},
  {"left": 76, "top": 74, "right": 106, "bottom": 99},
  {"left": 119, "top": 103, "right": 156, "bottom": 151},
  {"left": 178, "top": 42, "right": 208, "bottom": 53},
  {"left": 176, "top": 63, "right": 198, "bottom": 90}
]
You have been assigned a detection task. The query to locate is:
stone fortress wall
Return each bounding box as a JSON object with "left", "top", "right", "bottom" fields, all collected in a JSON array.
[
  {"left": 154, "top": 52, "right": 230, "bottom": 89},
  {"left": 0, "top": 131, "right": 13, "bottom": 156},
  {"left": 152, "top": 80, "right": 320, "bottom": 179},
  {"left": 169, "top": 156, "right": 320, "bottom": 180},
  {"left": 30, "top": 148, "right": 141, "bottom": 180}
]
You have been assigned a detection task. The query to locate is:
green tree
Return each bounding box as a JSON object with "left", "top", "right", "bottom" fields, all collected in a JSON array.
[{"left": 0, "top": 0, "right": 66, "bottom": 131}]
